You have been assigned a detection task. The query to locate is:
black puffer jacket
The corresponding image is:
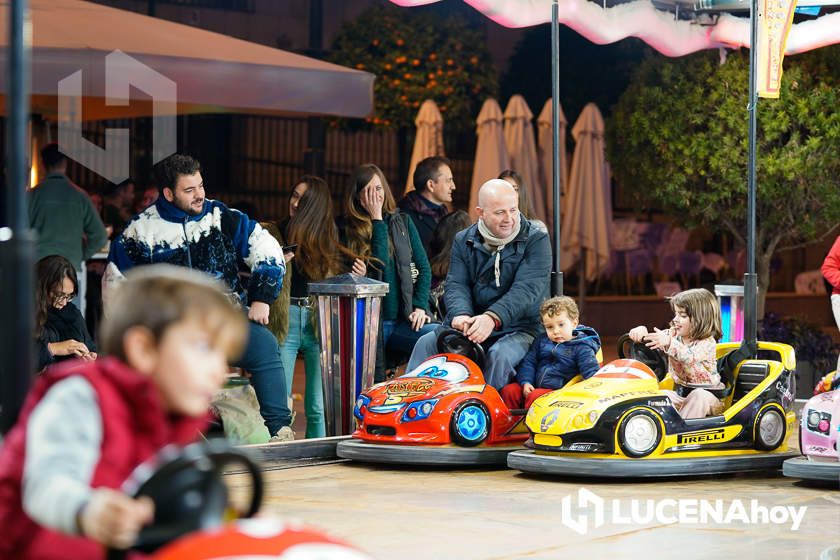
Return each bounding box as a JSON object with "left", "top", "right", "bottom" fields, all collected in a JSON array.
[
  {"left": 444, "top": 219, "right": 551, "bottom": 338},
  {"left": 36, "top": 303, "right": 96, "bottom": 372}
]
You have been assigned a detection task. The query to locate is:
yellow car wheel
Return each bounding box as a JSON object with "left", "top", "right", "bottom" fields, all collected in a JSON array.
[
  {"left": 617, "top": 409, "right": 662, "bottom": 458},
  {"left": 754, "top": 406, "right": 786, "bottom": 451}
]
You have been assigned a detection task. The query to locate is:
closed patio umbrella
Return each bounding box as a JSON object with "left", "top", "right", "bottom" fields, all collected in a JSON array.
[
  {"left": 404, "top": 99, "right": 445, "bottom": 194},
  {"left": 469, "top": 98, "right": 509, "bottom": 219},
  {"left": 561, "top": 102, "right": 612, "bottom": 290},
  {"left": 537, "top": 98, "right": 568, "bottom": 237},
  {"left": 503, "top": 95, "right": 545, "bottom": 224}
]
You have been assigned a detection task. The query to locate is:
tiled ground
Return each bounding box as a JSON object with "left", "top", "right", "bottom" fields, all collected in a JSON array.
[
  {"left": 239, "top": 351, "right": 838, "bottom": 560},
  {"left": 227, "top": 425, "right": 839, "bottom": 560}
]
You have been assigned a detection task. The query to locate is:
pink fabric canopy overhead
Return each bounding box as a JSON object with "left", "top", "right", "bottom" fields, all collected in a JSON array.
[
  {"left": 0, "top": 0, "right": 374, "bottom": 120},
  {"left": 469, "top": 98, "right": 509, "bottom": 219},
  {"left": 389, "top": 0, "right": 840, "bottom": 56},
  {"left": 561, "top": 103, "right": 612, "bottom": 281},
  {"left": 405, "top": 99, "right": 445, "bottom": 194},
  {"left": 537, "top": 98, "right": 568, "bottom": 238},
  {"left": 503, "top": 95, "right": 545, "bottom": 224}
]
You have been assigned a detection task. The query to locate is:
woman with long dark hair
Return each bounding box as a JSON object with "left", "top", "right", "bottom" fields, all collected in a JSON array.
[
  {"left": 499, "top": 169, "right": 547, "bottom": 233},
  {"left": 340, "top": 164, "right": 437, "bottom": 376},
  {"left": 428, "top": 210, "right": 472, "bottom": 322},
  {"left": 34, "top": 255, "right": 97, "bottom": 372},
  {"left": 266, "top": 176, "right": 360, "bottom": 438}
]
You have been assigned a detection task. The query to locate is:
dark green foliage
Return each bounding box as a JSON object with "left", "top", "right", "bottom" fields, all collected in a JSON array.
[
  {"left": 608, "top": 47, "right": 840, "bottom": 311},
  {"left": 328, "top": 3, "right": 498, "bottom": 130},
  {"left": 760, "top": 312, "right": 839, "bottom": 374}
]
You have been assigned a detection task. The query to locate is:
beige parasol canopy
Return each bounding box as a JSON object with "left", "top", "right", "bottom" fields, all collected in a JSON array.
[
  {"left": 469, "top": 98, "right": 509, "bottom": 220},
  {"left": 404, "top": 99, "right": 445, "bottom": 194},
  {"left": 0, "top": 0, "right": 374, "bottom": 120},
  {"left": 537, "top": 98, "right": 568, "bottom": 238},
  {"left": 561, "top": 102, "right": 612, "bottom": 282},
  {"left": 503, "top": 95, "right": 544, "bottom": 224}
]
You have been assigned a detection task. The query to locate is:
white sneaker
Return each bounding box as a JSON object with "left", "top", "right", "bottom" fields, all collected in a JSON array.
[
  {"left": 288, "top": 396, "right": 297, "bottom": 426},
  {"left": 269, "top": 426, "right": 295, "bottom": 443}
]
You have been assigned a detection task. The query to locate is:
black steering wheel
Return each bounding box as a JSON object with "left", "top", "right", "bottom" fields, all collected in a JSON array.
[
  {"left": 107, "top": 438, "right": 263, "bottom": 559},
  {"left": 617, "top": 333, "right": 670, "bottom": 381},
  {"left": 436, "top": 327, "right": 487, "bottom": 371}
]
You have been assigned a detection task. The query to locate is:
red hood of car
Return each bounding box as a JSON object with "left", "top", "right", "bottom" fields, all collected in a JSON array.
[
  {"left": 364, "top": 354, "right": 486, "bottom": 407},
  {"left": 367, "top": 377, "right": 452, "bottom": 407}
]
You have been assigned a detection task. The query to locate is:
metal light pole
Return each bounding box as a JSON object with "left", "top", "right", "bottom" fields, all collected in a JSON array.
[
  {"left": 1, "top": 0, "right": 34, "bottom": 434},
  {"left": 304, "top": 0, "right": 326, "bottom": 177},
  {"left": 550, "top": 0, "right": 563, "bottom": 297},
  {"left": 744, "top": 0, "right": 759, "bottom": 355}
]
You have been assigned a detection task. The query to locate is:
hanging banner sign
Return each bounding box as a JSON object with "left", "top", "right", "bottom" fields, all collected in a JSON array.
[{"left": 756, "top": 0, "right": 798, "bottom": 98}]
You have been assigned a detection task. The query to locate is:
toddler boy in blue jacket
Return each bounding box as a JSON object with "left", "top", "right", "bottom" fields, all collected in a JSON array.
[{"left": 500, "top": 296, "right": 601, "bottom": 409}]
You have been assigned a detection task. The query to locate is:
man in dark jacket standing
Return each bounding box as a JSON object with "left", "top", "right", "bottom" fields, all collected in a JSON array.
[
  {"left": 406, "top": 179, "right": 551, "bottom": 389},
  {"left": 29, "top": 143, "right": 108, "bottom": 317},
  {"left": 398, "top": 156, "right": 455, "bottom": 253}
]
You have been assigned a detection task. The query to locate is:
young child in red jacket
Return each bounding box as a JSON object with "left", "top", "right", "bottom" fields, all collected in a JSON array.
[
  {"left": 821, "top": 234, "right": 840, "bottom": 373},
  {"left": 0, "top": 264, "right": 248, "bottom": 560}
]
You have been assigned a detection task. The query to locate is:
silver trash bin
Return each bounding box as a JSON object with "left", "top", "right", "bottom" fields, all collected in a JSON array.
[{"left": 309, "top": 273, "right": 388, "bottom": 436}]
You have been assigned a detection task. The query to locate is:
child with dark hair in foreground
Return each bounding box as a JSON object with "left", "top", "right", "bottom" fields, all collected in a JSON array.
[{"left": 0, "top": 265, "right": 248, "bottom": 559}]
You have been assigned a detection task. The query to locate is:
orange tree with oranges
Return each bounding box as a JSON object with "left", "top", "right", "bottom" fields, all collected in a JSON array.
[{"left": 328, "top": 4, "right": 498, "bottom": 130}]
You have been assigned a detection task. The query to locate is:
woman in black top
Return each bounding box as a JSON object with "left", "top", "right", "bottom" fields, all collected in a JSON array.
[{"left": 35, "top": 255, "right": 97, "bottom": 372}]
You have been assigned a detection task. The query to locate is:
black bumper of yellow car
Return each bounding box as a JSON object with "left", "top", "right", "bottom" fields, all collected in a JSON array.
[{"left": 508, "top": 449, "right": 799, "bottom": 478}]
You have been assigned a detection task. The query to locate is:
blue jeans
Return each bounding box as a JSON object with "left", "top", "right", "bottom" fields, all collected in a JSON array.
[
  {"left": 279, "top": 304, "right": 325, "bottom": 438},
  {"left": 234, "top": 318, "right": 292, "bottom": 436},
  {"left": 383, "top": 319, "right": 438, "bottom": 361},
  {"left": 407, "top": 328, "right": 534, "bottom": 389}
]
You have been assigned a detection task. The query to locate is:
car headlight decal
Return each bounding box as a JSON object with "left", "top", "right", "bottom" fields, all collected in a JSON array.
[
  {"left": 540, "top": 409, "right": 560, "bottom": 432},
  {"left": 401, "top": 399, "right": 439, "bottom": 422},
  {"left": 353, "top": 394, "right": 371, "bottom": 421},
  {"left": 805, "top": 409, "right": 832, "bottom": 435}
]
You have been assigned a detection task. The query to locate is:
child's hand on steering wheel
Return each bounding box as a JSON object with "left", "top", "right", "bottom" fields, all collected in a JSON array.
[
  {"left": 628, "top": 326, "right": 649, "bottom": 343},
  {"left": 644, "top": 327, "right": 671, "bottom": 351}
]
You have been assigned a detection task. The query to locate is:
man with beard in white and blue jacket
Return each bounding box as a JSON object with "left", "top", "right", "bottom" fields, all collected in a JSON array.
[{"left": 104, "top": 154, "right": 295, "bottom": 441}]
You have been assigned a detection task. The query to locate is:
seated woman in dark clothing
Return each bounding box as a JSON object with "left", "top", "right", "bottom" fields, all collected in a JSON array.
[{"left": 35, "top": 255, "right": 97, "bottom": 372}]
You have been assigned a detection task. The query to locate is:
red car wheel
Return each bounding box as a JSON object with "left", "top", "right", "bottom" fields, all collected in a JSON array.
[{"left": 450, "top": 401, "right": 490, "bottom": 447}]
